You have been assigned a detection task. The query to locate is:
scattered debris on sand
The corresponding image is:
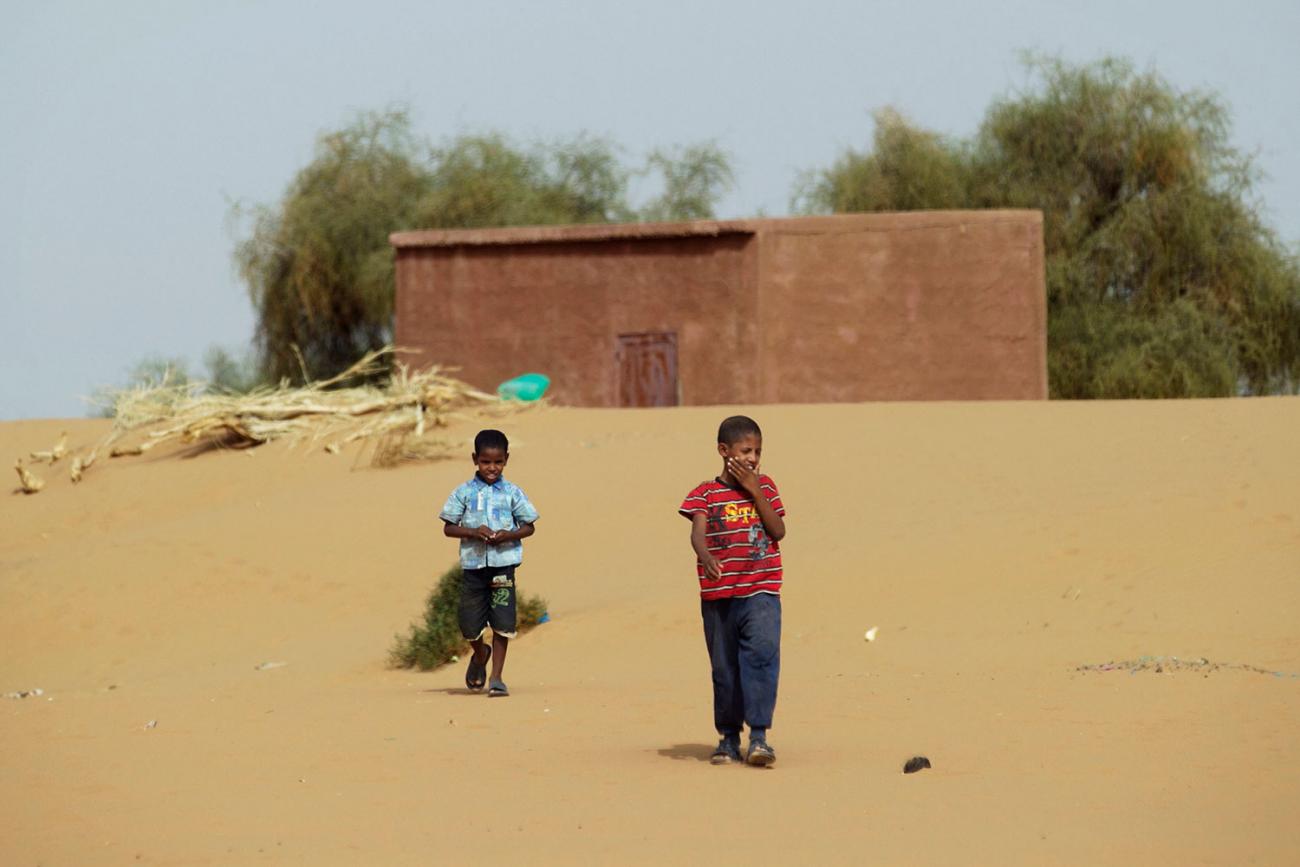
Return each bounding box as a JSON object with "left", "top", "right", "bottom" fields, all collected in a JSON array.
[
  {"left": 1077, "top": 655, "right": 1300, "bottom": 678},
  {"left": 903, "top": 756, "right": 932, "bottom": 774},
  {"left": 254, "top": 662, "right": 288, "bottom": 671},
  {"left": 68, "top": 448, "right": 99, "bottom": 483},
  {"left": 14, "top": 460, "right": 45, "bottom": 494},
  {"left": 29, "top": 432, "right": 68, "bottom": 464},
  {"left": 4, "top": 688, "right": 45, "bottom": 699}
]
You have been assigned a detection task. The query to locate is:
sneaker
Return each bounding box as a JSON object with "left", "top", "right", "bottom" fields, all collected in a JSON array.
[
  {"left": 710, "top": 738, "right": 742, "bottom": 765},
  {"left": 746, "top": 739, "right": 776, "bottom": 767}
]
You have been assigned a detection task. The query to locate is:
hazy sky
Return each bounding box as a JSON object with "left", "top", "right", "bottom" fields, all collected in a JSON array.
[{"left": 4, "top": 0, "right": 1298, "bottom": 419}]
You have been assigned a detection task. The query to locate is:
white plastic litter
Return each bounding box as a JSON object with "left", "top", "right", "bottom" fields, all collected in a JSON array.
[{"left": 3, "top": 688, "right": 44, "bottom": 699}]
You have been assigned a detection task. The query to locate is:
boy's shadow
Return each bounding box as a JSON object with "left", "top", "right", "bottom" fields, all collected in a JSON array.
[
  {"left": 656, "top": 743, "right": 715, "bottom": 763},
  {"left": 424, "top": 687, "right": 481, "bottom": 696}
]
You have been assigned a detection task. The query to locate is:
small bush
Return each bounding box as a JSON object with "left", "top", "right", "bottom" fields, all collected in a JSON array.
[
  {"left": 202, "top": 345, "right": 261, "bottom": 394},
  {"left": 389, "top": 563, "right": 549, "bottom": 670},
  {"left": 90, "top": 345, "right": 263, "bottom": 418}
]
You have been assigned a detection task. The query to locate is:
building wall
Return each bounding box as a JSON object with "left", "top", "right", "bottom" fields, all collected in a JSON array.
[
  {"left": 393, "top": 211, "right": 1047, "bottom": 406},
  {"left": 755, "top": 212, "right": 1046, "bottom": 401},
  {"left": 394, "top": 234, "right": 759, "bottom": 406}
]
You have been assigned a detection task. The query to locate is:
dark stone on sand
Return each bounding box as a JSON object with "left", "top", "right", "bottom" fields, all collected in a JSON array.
[{"left": 903, "top": 756, "right": 931, "bottom": 774}]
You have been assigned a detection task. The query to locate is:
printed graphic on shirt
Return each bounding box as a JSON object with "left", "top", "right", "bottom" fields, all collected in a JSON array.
[
  {"left": 746, "top": 522, "right": 773, "bottom": 560},
  {"left": 722, "top": 501, "right": 758, "bottom": 522},
  {"left": 706, "top": 502, "right": 773, "bottom": 560}
]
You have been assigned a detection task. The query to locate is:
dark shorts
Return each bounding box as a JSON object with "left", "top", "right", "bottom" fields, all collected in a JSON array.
[{"left": 459, "top": 565, "right": 518, "bottom": 640}]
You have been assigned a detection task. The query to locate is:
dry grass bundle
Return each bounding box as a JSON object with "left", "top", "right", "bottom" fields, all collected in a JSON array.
[{"left": 64, "top": 347, "right": 537, "bottom": 484}]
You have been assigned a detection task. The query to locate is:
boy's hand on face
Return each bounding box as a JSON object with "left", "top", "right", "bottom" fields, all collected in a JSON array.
[{"left": 726, "top": 457, "right": 761, "bottom": 496}]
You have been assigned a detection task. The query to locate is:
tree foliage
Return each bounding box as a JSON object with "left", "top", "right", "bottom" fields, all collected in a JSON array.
[
  {"left": 235, "top": 112, "right": 733, "bottom": 383},
  {"left": 418, "top": 132, "right": 633, "bottom": 229},
  {"left": 639, "top": 143, "right": 735, "bottom": 222},
  {"left": 796, "top": 108, "right": 970, "bottom": 214},
  {"left": 234, "top": 111, "right": 431, "bottom": 384},
  {"left": 798, "top": 57, "right": 1300, "bottom": 397}
]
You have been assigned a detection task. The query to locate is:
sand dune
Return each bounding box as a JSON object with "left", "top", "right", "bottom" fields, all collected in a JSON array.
[{"left": 3, "top": 399, "right": 1298, "bottom": 865}]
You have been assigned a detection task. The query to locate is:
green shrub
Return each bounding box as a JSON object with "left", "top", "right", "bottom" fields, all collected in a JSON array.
[{"left": 389, "top": 563, "right": 549, "bottom": 670}]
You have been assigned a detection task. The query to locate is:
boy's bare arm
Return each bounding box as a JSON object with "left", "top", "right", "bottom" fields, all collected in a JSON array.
[
  {"left": 725, "top": 458, "right": 786, "bottom": 541},
  {"left": 443, "top": 522, "right": 496, "bottom": 541},
  {"left": 751, "top": 493, "right": 785, "bottom": 541},
  {"left": 690, "top": 513, "right": 723, "bottom": 580},
  {"left": 443, "top": 521, "right": 534, "bottom": 544}
]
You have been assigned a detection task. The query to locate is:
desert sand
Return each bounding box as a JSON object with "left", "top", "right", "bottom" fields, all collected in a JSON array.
[{"left": 3, "top": 398, "right": 1298, "bottom": 866}]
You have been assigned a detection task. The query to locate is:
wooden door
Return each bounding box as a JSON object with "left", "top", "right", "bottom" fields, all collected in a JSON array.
[{"left": 617, "top": 332, "right": 679, "bottom": 407}]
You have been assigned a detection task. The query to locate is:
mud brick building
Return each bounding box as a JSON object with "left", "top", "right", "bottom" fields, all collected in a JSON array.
[{"left": 391, "top": 211, "right": 1046, "bottom": 406}]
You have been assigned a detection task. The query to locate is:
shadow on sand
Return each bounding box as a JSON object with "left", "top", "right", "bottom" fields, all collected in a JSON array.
[{"left": 656, "top": 743, "right": 715, "bottom": 762}]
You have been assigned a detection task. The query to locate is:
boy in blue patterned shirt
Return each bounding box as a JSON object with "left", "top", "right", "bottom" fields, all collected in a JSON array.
[{"left": 439, "top": 429, "right": 539, "bottom": 697}]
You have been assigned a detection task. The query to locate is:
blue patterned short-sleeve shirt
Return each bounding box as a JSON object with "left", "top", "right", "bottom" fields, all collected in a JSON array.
[{"left": 439, "top": 476, "right": 539, "bottom": 569}]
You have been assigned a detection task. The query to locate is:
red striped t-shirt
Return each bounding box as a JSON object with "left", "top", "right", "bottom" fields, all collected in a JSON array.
[{"left": 679, "top": 475, "right": 786, "bottom": 600}]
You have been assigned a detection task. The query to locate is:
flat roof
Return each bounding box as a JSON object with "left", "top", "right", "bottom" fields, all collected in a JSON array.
[
  {"left": 390, "top": 219, "right": 755, "bottom": 249},
  {"left": 389, "top": 210, "right": 1042, "bottom": 249}
]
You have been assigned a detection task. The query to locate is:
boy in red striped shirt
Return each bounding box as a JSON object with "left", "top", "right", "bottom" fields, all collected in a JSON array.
[{"left": 679, "top": 416, "right": 787, "bottom": 767}]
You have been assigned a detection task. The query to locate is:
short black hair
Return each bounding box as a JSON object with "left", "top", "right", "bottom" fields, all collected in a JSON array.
[
  {"left": 473, "top": 429, "right": 509, "bottom": 455},
  {"left": 717, "top": 415, "right": 762, "bottom": 445}
]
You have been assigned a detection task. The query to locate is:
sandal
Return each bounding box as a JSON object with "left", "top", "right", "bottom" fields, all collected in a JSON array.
[
  {"left": 487, "top": 679, "right": 509, "bottom": 698},
  {"left": 710, "top": 737, "right": 742, "bottom": 765},
  {"left": 746, "top": 739, "right": 776, "bottom": 767},
  {"left": 464, "top": 646, "right": 491, "bottom": 691}
]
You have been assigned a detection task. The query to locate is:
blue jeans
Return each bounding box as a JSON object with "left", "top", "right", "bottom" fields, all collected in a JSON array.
[{"left": 701, "top": 593, "right": 781, "bottom": 737}]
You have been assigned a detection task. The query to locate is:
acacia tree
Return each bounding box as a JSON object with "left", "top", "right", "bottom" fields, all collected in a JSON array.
[
  {"left": 417, "top": 132, "right": 633, "bottom": 229},
  {"left": 796, "top": 107, "right": 971, "bottom": 214},
  {"left": 638, "top": 142, "right": 735, "bottom": 222},
  {"left": 236, "top": 113, "right": 734, "bottom": 383},
  {"left": 797, "top": 57, "right": 1300, "bottom": 397},
  {"left": 235, "top": 110, "right": 430, "bottom": 383}
]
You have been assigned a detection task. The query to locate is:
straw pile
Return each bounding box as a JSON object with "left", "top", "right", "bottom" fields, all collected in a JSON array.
[{"left": 26, "top": 348, "right": 534, "bottom": 490}]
